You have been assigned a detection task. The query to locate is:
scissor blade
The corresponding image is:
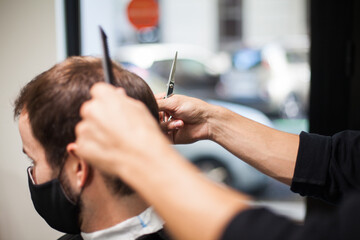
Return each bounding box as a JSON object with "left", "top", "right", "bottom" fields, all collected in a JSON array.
[
  {"left": 99, "top": 26, "right": 115, "bottom": 85},
  {"left": 166, "top": 51, "right": 178, "bottom": 98}
]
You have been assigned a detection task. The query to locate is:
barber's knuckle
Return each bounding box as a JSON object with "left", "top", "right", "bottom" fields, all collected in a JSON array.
[
  {"left": 90, "top": 82, "right": 107, "bottom": 96},
  {"left": 116, "top": 87, "right": 126, "bottom": 95},
  {"left": 75, "top": 122, "right": 85, "bottom": 135},
  {"left": 80, "top": 101, "right": 92, "bottom": 117},
  {"left": 90, "top": 83, "right": 99, "bottom": 96}
]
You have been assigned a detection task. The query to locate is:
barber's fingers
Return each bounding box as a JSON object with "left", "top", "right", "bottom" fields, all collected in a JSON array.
[
  {"left": 160, "top": 119, "right": 184, "bottom": 132},
  {"left": 155, "top": 92, "right": 166, "bottom": 100},
  {"left": 159, "top": 111, "right": 170, "bottom": 123},
  {"left": 89, "top": 82, "right": 127, "bottom": 99},
  {"left": 79, "top": 98, "right": 96, "bottom": 120},
  {"left": 157, "top": 95, "right": 179, "bottom": 113},
  {"left": 115, "top": 87, "right": 127, "bottom": 95},
  {"left": 74, "top": 119, "right": 101, "bottom": 164},
  {"left": 156, "top": 93, "right": 179, "bottom": 123},
  {"left": 156, "top": 93, "right": 178, "bottom": 117},
  {"left": 80, "top": 83, "right": 128, "bottom": 118},
  {"left": 89, "top": 82, "right": 114, "bottom": 97}
]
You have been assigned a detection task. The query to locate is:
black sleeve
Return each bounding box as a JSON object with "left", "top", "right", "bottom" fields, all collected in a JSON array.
[
  {"left": 290, "top": 130, "right": 360, "bottom": 203},
  {"left": 220, "top": 192, "right": 360, "bottom": 240},
  {"left": 57, "top": 234, "right": 83, "bottom": 240}
]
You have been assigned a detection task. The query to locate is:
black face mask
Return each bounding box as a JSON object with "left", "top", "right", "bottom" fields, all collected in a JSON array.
[{"left": 27, "top": 167, "right": 81, "bottom": 234}]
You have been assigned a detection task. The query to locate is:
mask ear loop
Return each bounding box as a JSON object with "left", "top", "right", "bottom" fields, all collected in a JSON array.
[
  {"left": 27, "top": 166, "right": 36, "bottom": 184},
  {"left": 57, "top": 158, "right": 67, "bottom": 180}
]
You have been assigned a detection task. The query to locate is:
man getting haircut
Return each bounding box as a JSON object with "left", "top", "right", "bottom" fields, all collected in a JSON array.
[{"left": 14, "top": 56, "right": 170, "bottom": 240}]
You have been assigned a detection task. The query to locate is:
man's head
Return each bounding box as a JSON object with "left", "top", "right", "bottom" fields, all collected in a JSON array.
[{"left": 14, "top": 56, "right": 159, "bottom": 232}]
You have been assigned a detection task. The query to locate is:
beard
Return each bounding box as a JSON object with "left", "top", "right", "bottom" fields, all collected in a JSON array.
[
  {"left": 58, "top": 168, "right": 84, "bottom": 226},
  {"left": 59, "top": 169, "right": 79, "bottom": 203}
]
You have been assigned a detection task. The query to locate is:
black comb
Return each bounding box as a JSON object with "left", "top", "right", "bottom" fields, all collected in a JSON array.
[{"left": 99, "top": 26, "right": 115, "bottom": 85}]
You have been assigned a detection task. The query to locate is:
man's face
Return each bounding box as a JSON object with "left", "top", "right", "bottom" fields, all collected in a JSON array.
[{"left": 18, "top": 111, "right": 54, "bottom": 184}]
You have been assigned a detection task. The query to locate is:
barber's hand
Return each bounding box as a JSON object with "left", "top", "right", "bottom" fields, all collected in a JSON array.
[
  {"left": 75, "top": 86, "right": 250, "bottom": 240},
  {"left": 156, "top": 94, "right": 214, "bottom": 144},
  {"left": 74, "top": 83, "right": 169, "bottom": 177}
]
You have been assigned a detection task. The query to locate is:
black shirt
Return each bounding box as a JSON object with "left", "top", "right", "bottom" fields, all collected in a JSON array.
[{"left": 221, "top": 131, "right": 360, "bottom": 240}]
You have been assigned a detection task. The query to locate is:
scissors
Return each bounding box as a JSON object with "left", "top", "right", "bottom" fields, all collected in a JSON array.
[{"left": 163, "top": 51, "right": 178, "bottom": 122}]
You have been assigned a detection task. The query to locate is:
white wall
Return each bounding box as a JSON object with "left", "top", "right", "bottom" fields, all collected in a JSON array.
[
  {"left": 0, "top": 0, "right": 62, "bottom": 239},
  {"left": 160, "top": 0, "right": 219, "bottom": 51},
  {"left": 80, "top": 0, "right": 119, "bottom": 56},
  {"left": 242, "top": 0, "right": 307, "bottom": 46},
  {"left": 80, "top": 0, "right": 220, "bottom": 54}
]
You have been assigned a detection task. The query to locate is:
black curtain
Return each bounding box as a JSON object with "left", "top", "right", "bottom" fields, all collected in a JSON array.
[
  {"left": 64, "top": 0, "right": 81, "bottom": 56},
  {"left": 307, "top": 0, "right": 360, "bottom": 219}
]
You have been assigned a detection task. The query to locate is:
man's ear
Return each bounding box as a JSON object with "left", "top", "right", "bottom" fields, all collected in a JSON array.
[{"left": 66, "top": 142, "right": 90, "bottom": 188}]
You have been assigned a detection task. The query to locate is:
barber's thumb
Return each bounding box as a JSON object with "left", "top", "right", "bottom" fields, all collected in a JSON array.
[
  {"left": 155, "top": 92, "right": 166, "bottom": 100},
  {"left": 157, "top": 98, "right": 176, "bottom": 112}
]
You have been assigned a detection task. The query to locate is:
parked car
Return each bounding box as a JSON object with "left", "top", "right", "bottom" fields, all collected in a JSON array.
[
  {"left": 116, "top": 43, "right": 231, "bottom": 99},
  {"left": 215, "top": 43, "right": 310, "bottom": 118},
  {"left": 173, "top": 100, "right": 273, "bottom": 194},
  {"left": 122, "top": 63, "right": 273, "bottom": 194}
]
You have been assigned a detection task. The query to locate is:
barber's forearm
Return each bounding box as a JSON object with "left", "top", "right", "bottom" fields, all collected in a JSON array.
[
  {"left": 207, "top": 106, "right": 299, "bottom": 185},
  {"left": 118, "top": 139, "right": 249, "bottom": 240}
]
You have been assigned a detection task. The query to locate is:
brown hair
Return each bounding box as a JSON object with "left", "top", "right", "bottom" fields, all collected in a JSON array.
[{"left": 14, "top": 56, "right": 159, "bottom": 195}]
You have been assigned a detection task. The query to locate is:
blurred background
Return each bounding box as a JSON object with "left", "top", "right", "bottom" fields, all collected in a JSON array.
[{"left": 0, "top": 0, "right": 310, "bottom": 239}]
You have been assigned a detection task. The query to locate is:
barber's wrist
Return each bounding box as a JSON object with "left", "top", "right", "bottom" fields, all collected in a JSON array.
[{"left": 207, "top": 104, "right": 229, "bottom": 142}]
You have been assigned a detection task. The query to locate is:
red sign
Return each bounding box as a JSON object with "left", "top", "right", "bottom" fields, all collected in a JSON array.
[{"left": 127, "top": 0, "right": 159, "bottom": 30}]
